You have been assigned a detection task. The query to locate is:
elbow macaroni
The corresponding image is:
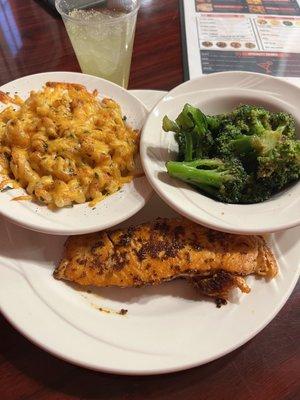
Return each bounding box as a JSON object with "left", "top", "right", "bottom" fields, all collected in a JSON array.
[{"left": 0, "top": 82, "right": 139, "bottom": 208}]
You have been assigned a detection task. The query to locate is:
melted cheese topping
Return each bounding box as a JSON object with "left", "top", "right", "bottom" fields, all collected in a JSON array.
[{"left": 0, "top": 82, "right": 138, "bottom": 208}]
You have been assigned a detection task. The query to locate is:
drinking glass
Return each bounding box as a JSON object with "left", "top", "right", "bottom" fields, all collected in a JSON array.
[{"left": 55, "top": 0, "right": 140, "bottom": 88}]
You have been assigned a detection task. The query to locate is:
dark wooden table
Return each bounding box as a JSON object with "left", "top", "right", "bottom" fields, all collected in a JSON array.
[{"left": 0, "top": 1, "right": 299, "bottom": 399}]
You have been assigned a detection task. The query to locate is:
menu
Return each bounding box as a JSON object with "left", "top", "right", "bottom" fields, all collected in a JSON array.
[{"left": 181, "top": 0, "right": 300, "bottom": 84}]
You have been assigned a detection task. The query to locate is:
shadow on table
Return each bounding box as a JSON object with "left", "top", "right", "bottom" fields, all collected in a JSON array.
[{"left": 32, "top": 0, "right": 60, "bottom": 19}]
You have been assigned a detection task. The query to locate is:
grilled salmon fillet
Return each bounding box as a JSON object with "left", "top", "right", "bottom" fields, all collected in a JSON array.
[{"left": 54, "top": 218, "right": 277, "bottom": 300}]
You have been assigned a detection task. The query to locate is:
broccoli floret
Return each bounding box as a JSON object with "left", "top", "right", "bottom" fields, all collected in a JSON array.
[
  {"left": 163, "top": 104, "right": 213, "bottom": 161},
  {"left": 257, "top": 139, "right": 300, "bottom": 190},
  {"left": 214, "top": 105, "right": 270, "bottom": 172},
  {"left": 206, "top": 115, "right": 223, "bottom": 135},
  {"left": 223, "top": 105, "right": 296, "bottom": 138},
  {"left": 166, "top": 158, "right": 247, "bottom": 203},
  {"left": 240, "top": 177, "right": 273, "bottom": 204},
  {"left": 230, "top": 130, "right": 282, "bottom": 158},
  {"left": 221, "top": 105, "right": 268, "bottom": 134},
  {"left": 212, "top": 106, "right": 274, "bottom": 159},
  {"left": 270, "top": 111, "right": 296, "bottom": 139},
  {"left": 237, "top": 139, "right": 300, "bottom": 202},
  {"left": 228, "top": 108, "right": 295, "bottom": 160},
  {"left": 214, "top": 123, "right": 244, "bottom": 158}
]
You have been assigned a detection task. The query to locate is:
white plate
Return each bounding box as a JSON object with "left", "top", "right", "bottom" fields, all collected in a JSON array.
[
  {"left": 0, "top": 72, "right": 152, "bottom": 235},
  {"left": 0, "top": 90, "right": 299, "bottom": 375},
  {"left": 140, "top": 72, "right": 300, "bottom": 234}
]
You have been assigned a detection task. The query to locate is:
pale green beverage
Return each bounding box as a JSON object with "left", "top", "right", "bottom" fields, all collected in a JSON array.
[{"left": 56, "top": 1, "right": 140, "bottom": 88}]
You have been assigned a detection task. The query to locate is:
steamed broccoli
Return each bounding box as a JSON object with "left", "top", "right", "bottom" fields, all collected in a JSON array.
[
  {"left": 214, "top": 123, "right": 244, "bottom": 158},
  {"left": 163, "top": 103, "right": 299, "bottom": 204},
  {"left": 166, "top": 158, "right": 247, "bottom": 203},
  {"left": 234, "top": 105, "right": 272, "bottom": 135},
  {"left": 163, "top": 104, "right": 213, "bottom": 161},
  {"left": 239, "top": 141, "right": 300, "bottom": 202},
  {"left": 229, "top": 130, "right": 282, "bottom": 158},
  {"left": 270, "top": 111, "right": 296, "bottom": 139},
  {"left": 217, "top": 105, "right": 295, "bottom": 156},
  {"left": 257, "top": 139, "right": 300, "bottom": 190},
  {"left": 240, "top": 177, "right": 273, "bottom": 204},
  {"left": 220, "top": 105, "right": 295, "bottom": 137},
  {"left": 206, "top": 115, "right": 223, "bottom": 135}
]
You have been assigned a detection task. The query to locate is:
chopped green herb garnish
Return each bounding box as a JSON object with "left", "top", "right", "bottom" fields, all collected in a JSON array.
[{"left": 1, "top": 186, "right": 13, "bottom": 192}]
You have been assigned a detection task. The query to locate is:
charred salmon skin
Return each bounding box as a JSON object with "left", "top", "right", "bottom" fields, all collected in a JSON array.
[{"left": 54, "top": 218, "right": 277, "bottom": 300}]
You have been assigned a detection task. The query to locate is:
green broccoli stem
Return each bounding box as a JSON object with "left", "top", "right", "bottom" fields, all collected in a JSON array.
[
  {"left": 181, "top": 159, "right": 224, "bottom": 168},
  {"left": 252, "top": 130, "right": 282, "bottom": 154},
  {"left": 184, "top": 131, "right": 193, "bottom": 161},
  {"left": 206, "top": 115, "right": 221, "bottom": 133},
  {"left": 251, "top": 119, "right": 266, "bottom": 136},
  {"left": 166, "top": 161, "right": 226, "bottom": 189},
  {"left": 162, "top": 116, "right": 180, "bottom": 133}
]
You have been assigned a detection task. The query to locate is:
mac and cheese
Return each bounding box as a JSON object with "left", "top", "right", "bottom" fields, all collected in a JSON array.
[{"left": 0, "top": 82, "right": 139, "bottom": 208}]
